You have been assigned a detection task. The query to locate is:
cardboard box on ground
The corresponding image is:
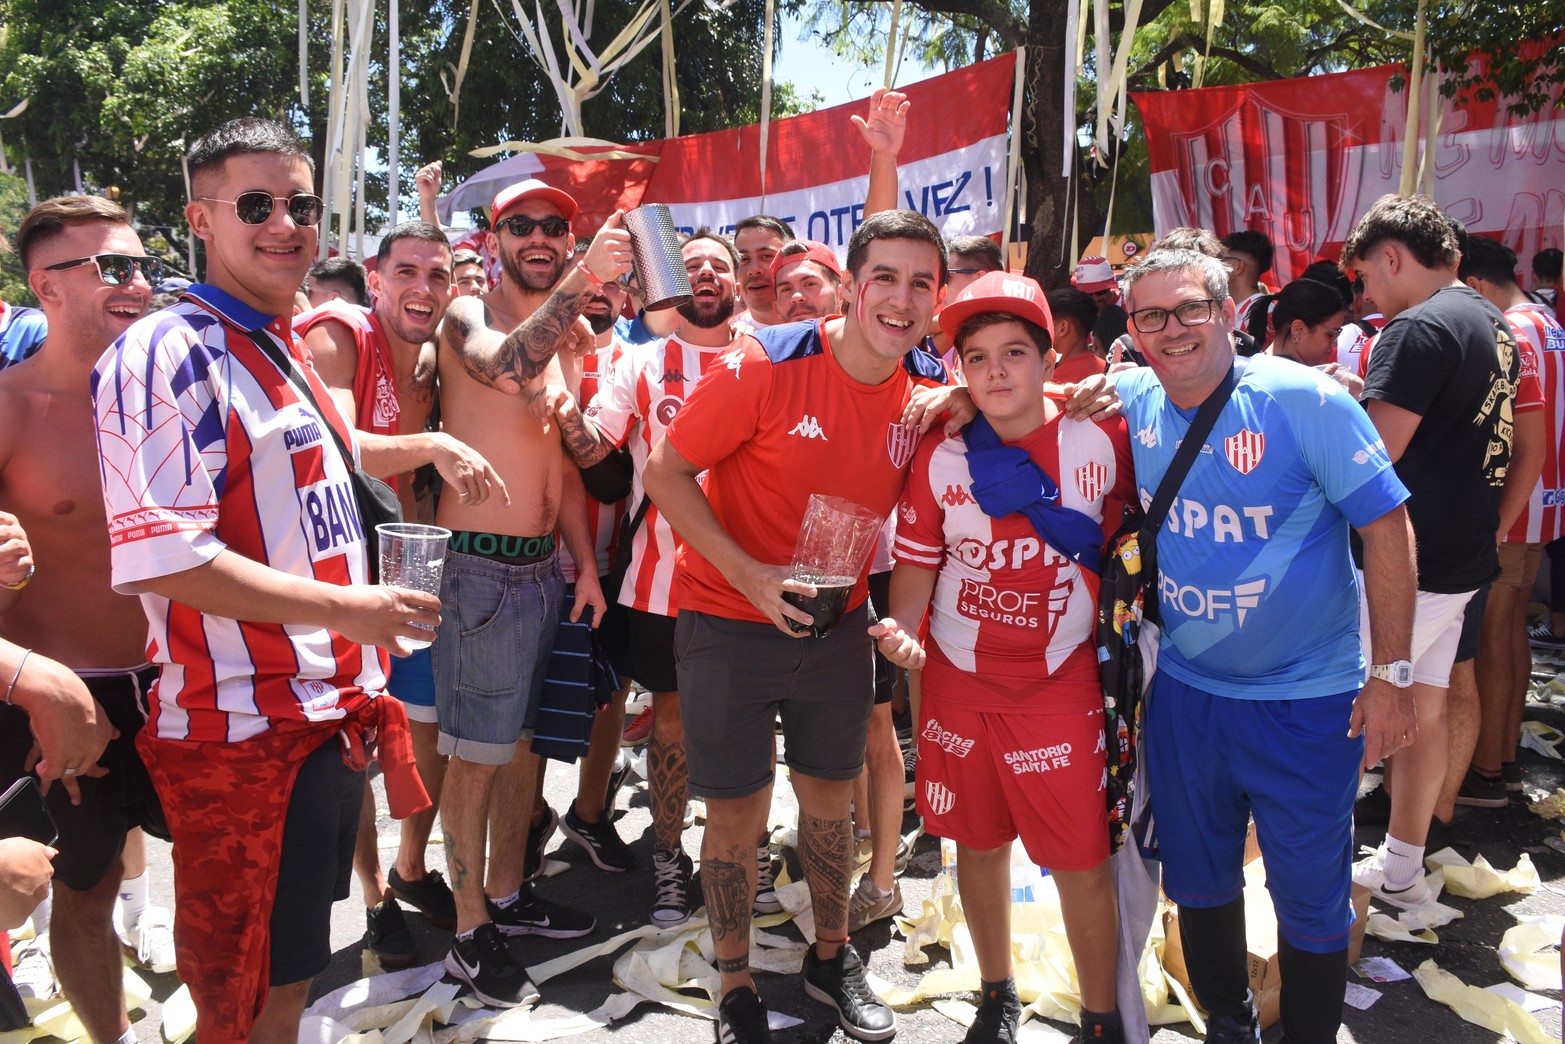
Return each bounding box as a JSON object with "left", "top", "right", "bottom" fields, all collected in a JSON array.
[{"left": 1161, "top": 821, "right": 1373, "bottom": 1031}]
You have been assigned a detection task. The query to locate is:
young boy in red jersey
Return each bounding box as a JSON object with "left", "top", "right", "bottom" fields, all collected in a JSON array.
[{"left": 872, "top": 273, "right": 1136, "bottom": 1044}]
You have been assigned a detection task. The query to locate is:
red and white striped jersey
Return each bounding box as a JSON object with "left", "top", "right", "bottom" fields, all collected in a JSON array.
[
  {"left": 91, "top": 285, "right": 385, "bottom": 743},
  {"left": 1336, "top": 313, "right": 1385, "bottom": 373},
  {"left": 1505, "top": 302, "right": 1565, "bottom": 544},
  {"left": 583, "top": 334, "right": 727, "bottom": 614},
  {"left": 560, "top": 338, "right": 629, "bottom": 584},
  {"left": 894, "top": 412, "right": 1134, "bottom": 709},
  {"left": 293, "top": 300, "right": 399, "bottom": 437}
]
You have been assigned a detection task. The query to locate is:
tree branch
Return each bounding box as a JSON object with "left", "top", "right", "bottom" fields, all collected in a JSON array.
[{"left": 863, "top": 0, "right": 1025, "bottom": 50}]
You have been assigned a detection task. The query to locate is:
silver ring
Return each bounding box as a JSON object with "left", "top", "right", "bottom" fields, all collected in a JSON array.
[
  {"left": 62, "top": 767, "right": 80, "bottom": 777},
  {"left": 458, "top": 490, "right": 470, "bottom": 497}
]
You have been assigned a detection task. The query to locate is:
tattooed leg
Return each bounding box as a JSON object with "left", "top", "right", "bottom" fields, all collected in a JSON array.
[
  {"left": 648, "top": 691, "right": 688, "bottom": 851},
  {"left": 703, "top": 790, "right": 770, "bottom": 994},
  {"left": 439, "top": 757, "right": 501, "bottom": 933},
  {"left": 792, "top": 774, "right": 855, "bottom": 958}
]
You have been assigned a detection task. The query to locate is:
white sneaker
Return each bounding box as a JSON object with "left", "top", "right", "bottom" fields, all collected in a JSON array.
[
  {"left": 1352, "top": 851, "right": 1432, "bottom": 910},
  {"left": 123, "top": 906, "right": 178, "bottom": 973},
  {"left": 11, "top": 935, "right": 56, "bottom": 1000}
]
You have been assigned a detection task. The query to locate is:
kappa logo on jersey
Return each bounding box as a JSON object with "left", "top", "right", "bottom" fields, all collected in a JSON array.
[
  {"left": 920, "top": 719, "right": 975, "bottom": 758},
  {"left": 1074, "top": 460, "right": 1109, "bottom": 502},
  {"left": 1136, "top": 424, "right": 1157, "bottom": 449},
  {"left": 1224, "top": 429, "right": 1266, "bottom": 474},
  {"left": 942, "top": 484, "right": 974, "bottom": 507},
  {"left": 303, "top": 478, "right": 364, "bottom": 558},
  {"left": 660, "top": 368, "right": 687, "bottom": 385},
  {"left": 722, "top": 348, "right": 745, "bottom": 377},
  {"left": 789, "top": 414, "right": 829, "bottom": 440},
  {"left": 653, "top": 395, "right": 683, "bottom": 427},
  {"left": 886, "top": 422, "right": 919, "bottom": 469},
  {"left": 924, "top": 780, "right": 956, "bottom": 817}
]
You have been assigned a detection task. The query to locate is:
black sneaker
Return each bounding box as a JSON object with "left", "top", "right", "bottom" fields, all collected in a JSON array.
[
  {"left": 445, "top": 923, "right": 541, "bottom": 1008},
  {"left": 1072, "top": 1009, "right": 1125, "bottom": 1043},
  {"left": 366, "top": 899, "right": 417, "bottom": 968},
  {"left": 753, "top": 844, "right": 782, "bottom": 915},
  {"left": 964, "top": 980, "right": 1020, "bottom": 1044},
  {"left": 1503, "top": 761, "right": 1523, "bottom": 793},
  {"left": 1205, "top": 1008, "right": 1260, "bottom": 1044},
  {"left": 1529, "top": 622, "right": 1565, "bottom": 649},
  {"left": 524, "top": 803, "right": 560, "bottom": 882},
  {"left": 562, "top": 804, "right": 636, "bottom": 872},
  {"left": 488, "top": 886, "right": 596, "bottom": 939},
  {"left": 802, "top": 944, "right": 896, "bottom": 1041},
  {"left": 716, "top": 985, "right": 773, "bottom": 1044},
  {"left": 652, "top": 848, "right": 696, "bottom": 926},
  {"left": 387, "top": 868, "right": 457, "bottom": 930},
  {"left": 606, "top": 749, "right": 634, "bottom": 817},
  {"left": 1454, "top": 767, "right": 1507, "bottom": 808}
]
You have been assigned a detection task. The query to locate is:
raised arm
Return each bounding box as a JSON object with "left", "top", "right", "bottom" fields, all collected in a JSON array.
[
  {"left": 415, "top": 161, "right": 443, "bottom": 226},
  {"left": 854, "top": 87, "right": 909, "bottom": 218}
]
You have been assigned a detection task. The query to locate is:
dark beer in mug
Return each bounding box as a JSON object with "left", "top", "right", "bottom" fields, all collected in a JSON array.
[{"left": 782, "top": 574, "right": 855, "bottom": 638}]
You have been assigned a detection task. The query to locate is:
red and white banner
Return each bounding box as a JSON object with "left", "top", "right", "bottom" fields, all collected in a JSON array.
[
  {"left": 440, "top": 53, "right": 1017, "bottom": 256},
  {"left": 1131, "top": 57, "right": 1565, "bottom": 285}
]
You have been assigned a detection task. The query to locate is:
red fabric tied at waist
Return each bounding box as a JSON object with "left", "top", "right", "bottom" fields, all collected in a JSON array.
[{"left": 340, "top": 693, "right": 430, "bottom": 818}]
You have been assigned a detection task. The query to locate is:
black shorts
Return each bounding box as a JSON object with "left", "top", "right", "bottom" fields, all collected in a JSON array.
[
  {"left": 868, "top": 571, "right": 897, "bottom": 705},
  {"left": 628, "top": 608, "right": 679, "bottom": 693},
  {"left": 268, "top": 737, "right": 364, "bottom": 985},
  {"left": 1453, "top": 582, "right": 1491, "bottom": 664},
  {"left": 0, "top": 665, "right": 167, "bottom": 892}
]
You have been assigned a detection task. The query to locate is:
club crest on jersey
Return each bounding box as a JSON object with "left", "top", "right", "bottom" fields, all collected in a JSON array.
[
  {"left": 924, "top": 780, "right": 955, "bottom": 817},
  {"left": 1224, "top": 429, "right": 1265, "bottom": 475},
  {"left": 886, "top": 423, "right": 920, "bottom": 469},
  {"left": 653, "top": 395, "right": 683, "bottom": 427},
  {"left": 1074, "top": 460, "right": 1108, "bottom": 502}
]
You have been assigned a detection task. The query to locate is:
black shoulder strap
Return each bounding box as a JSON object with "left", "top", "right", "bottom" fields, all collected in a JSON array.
[
  {"left": 246, "top": 329, "right": 360, "bottom": 475},
  {"left": 1140, "top": 358, "right": 1246, "bottom": 580}
]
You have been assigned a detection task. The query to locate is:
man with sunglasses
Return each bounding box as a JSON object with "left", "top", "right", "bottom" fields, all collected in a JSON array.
[
  {"left": 0, "top": 194, "right": 166, "bottom": 1044},
  {"left": 90, "top": 118, "right": 454, "bottom": 1044},
  {"left": 1111, "top": 248, "right": 1415, "bottom": 1044},
  {"left": 432, "top": 179, "right": 630, "bottom": 1007}
]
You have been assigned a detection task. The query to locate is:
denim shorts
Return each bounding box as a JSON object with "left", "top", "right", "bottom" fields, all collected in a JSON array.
[{"left": 434, "top": 550, "right": 564, "bottom": 764}]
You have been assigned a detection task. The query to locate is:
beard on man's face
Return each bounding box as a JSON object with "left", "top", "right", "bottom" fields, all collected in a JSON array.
[{"left": 677, "top": 291, "right": 736, "bottom": 330}]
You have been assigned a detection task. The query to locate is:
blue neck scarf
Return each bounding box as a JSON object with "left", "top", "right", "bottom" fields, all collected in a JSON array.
[{"left": 962, "top": 412, "right": 1105, "bottom": 574}]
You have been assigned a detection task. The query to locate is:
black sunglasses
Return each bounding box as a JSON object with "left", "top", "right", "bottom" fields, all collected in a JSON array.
[
  {"left": 43, "top": 253, "right": 164, "bottom": 286},
  {"left": 497, "top": 215, "right": 570, "bottom": 239},
  {"left": 200, "top": 192, "right": 325, "bottom": 227}
]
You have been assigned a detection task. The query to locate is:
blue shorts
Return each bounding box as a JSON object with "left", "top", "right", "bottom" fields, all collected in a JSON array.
[
  {"left": 1146, "top": 674, "right": 1361, "bottom": 953},
  {"left": 434, "top": 550, "right": 563, "bottom": 765},
  {"left": 388, "top": 646, "right": 437, "bottom": 723}
]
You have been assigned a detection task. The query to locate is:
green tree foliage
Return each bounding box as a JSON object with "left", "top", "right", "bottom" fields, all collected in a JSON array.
[{"left": 0, "top": 171, "right": 35, "bottom": 306}]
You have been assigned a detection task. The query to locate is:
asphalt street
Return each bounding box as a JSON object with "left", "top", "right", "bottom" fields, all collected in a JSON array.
[{"left": 110, "top": 690, "right": 1565, "bottom": 1044}]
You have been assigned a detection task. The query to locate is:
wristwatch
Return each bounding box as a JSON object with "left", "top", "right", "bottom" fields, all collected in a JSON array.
[{"left": 1369, "top": 660, "right": 1414, "bottom": 688}]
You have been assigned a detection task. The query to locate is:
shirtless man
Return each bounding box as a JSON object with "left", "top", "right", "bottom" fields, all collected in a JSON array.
[
  {"left": 433, "top": 179, "right": 630, "bottom": 1006},
  {"left": 0, "top": 195, "right": 170, "bottom": 1044}
]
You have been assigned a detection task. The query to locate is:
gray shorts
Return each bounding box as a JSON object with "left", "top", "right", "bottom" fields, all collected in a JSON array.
[
  {"left": 676, "top": 605, "right": 874, "bottom": 799},
  {"left": 434, "top": 550, "right": 563, "bottom": 764}
]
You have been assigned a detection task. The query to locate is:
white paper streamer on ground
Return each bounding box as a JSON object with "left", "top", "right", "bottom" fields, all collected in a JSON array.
[
  {"left": 1424, "top": 848, "right": 1540, "bottom": 899},
  {"left": 1520, "top": 720, "right": 1565, "bottom": 760},
  {"left": 1365, "top": 912, "right": 1440, "bottom": 944},
  {"left": 1498, "top": 915, "right": 1565, "bottom": 990},
  {"left": 1412, "top": 958, "right": 1553, "bottom": 1044}
]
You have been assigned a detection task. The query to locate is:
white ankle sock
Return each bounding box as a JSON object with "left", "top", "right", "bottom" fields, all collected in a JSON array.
[
  {"left": 31, "top": 888, "right": 51, "bottom": 936},
  {"left": 118, "top": 870, "right": 150, "bottom": 929},
  {"left": 1382, "top": 835, "right": 1425, "bottom": 889},
  {"left": 112, "top": 1031, "right": 137, "bottom": 1044}
]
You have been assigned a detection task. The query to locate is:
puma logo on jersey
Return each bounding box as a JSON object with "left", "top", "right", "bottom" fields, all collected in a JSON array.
[{"left": 789, "top": 415, "right": 828, "bottom": 440}]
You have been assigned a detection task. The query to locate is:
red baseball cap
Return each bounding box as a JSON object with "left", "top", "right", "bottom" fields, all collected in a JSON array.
[
  {"left": 770, "top": 239, "right": 842, "bottom": 280},
  {"left": 491, "top": 179, "right": 578, "bottom": 223},
  {"left": 1071, "top": 254, "right": 1118, "bottom": 294},
  {"left": 937, "top": 271, "right": 1055, "bottom": 343}
]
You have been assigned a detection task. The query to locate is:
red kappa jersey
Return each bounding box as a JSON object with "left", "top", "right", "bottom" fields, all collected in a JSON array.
[
  {"left": 560, "top": 338, "right": 629, "bottom": 583},
  {"left": 665, "top": 319, "right": 947, "bottom": 624},
  {"left": 293, "top": 300, "right": 399, "bottom": 437},
  {"left": 894, "top": 412, "right": 1134, "bottom": 708},
  {"left": 1505, "top": 303, "right": 1565, "bottom": 544}
]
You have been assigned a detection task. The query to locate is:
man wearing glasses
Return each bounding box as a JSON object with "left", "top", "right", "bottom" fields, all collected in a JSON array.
[
  {"left": 1111, "top": 248, "right": 1416, "bottom": 1044},
  {"left": 0, "top": 194, "right": 166, "bottom": 1044},
  {"left": 91, "top": 118, "right": 446, "bottom": 1043},
  {"left": 432, "top": 180, "right": 630, "bottom": 1007}
]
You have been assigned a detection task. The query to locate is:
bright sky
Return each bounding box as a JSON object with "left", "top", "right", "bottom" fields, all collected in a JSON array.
[{"left": 775, "top": 10, "right": 941, "bottom": 111}]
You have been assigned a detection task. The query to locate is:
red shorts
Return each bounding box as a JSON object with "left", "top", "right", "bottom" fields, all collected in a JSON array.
[{"left": 915, "top": 696, "right": 1110, "bottom": 871}]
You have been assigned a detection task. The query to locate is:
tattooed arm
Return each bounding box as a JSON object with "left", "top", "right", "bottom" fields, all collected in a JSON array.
[{"left": 548, "top": 391, "right": 613, "bottom": 469}]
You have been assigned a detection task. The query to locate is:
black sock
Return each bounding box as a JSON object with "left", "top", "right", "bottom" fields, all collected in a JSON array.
[
  {"left": 1079, "top": 1007, "right": 1124, "bottom": 1041},
  {"left": 1176, "top": 899, "right": 1252, "bottom": 1021},
  {"left": 979, "top": 977, "right": 1018, "bottom": 1002},
  {"left": 1278, "top": 938, "right": 1348, "bottom": 1044}
]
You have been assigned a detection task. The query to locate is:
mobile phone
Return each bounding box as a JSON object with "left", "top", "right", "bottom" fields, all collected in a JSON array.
[{"left": 0, "top": 777, "right": 57, "bottom": 847}]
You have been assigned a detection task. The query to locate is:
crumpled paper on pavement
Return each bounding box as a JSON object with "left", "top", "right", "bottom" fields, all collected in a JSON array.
[
  {"left": 1528, "top": 787, "right": 1565, "bottom": 819},
  {"left": 1412, "top": 959, "right": 1554, "bottom": 1044},
  {"left": 1498, "top": 915, "right": 1565, "bottom": 991},
  {"left": 1425, "top": 848, "right": 1540, "bottom": 900},
  {"left": 1520, "top": 721, "right": 1565, "bottom": 760},
  {"left": 1364, "top": 913, "right": 1441, "bottom": 945}
]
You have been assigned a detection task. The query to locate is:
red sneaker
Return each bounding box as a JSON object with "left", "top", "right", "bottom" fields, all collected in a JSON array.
[{"left": 621, "top": 705, "right": 654, "bottom": 746}]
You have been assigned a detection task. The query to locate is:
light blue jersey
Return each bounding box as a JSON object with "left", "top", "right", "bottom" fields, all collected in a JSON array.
[{"left": 1114, "top": 355, "right": 1409, "bottom": 699}]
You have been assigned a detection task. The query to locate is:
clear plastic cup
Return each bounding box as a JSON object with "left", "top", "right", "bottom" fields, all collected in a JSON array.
[
  {"left": 376, "top": 523, "right": 452, "bottom": 651},
  {"left": 782, "top": 495, "right": 884, "bottom": 638}
]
